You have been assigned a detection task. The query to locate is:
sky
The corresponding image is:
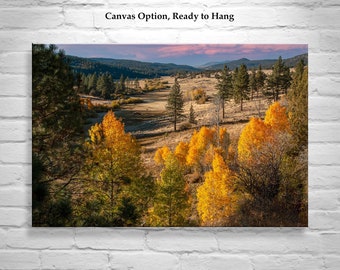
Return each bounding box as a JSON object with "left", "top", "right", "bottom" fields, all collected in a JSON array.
[{"left": 56, "top": 44, "right": 308, "bottom": 67}]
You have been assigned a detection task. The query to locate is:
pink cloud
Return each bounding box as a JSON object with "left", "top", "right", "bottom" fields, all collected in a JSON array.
[
  {"left": 156, "top": 44, "right": 239, "bottom": 57},
  {"left": 154, "top": 44, "right": 307, "bottom": 58}
]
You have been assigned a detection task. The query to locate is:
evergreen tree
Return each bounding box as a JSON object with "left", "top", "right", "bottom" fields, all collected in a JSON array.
[
  {"left": 32, "top": 44, "right": 83, "bottom": 226},
  {"left": 116, "top": 74, "right": 126, "bottom": 95},
  {"left": 233, "top": 64, "right": 249, "bottom": 111},
  {"left": 288, "top": 62, "right": 308, "bottom": 151},
  {"left": 216, "top": 65, "right": 233, "bottom": 118},
  {"left": 255, "top": 65, "right": 266, "bottom": 97},
  {"left": 80, "top": 73, "right": 89, "bottom": 94},
  {"left": 88, "top": 73, "right": 98, "bottom": 96},
  {"left": 166, "top": 78, "right": 184, "bottom": 132},
  {"left": 96, "top": 73, "right": 114, "bottom": 99},
  {"left": 267, "top": 56, "right": 291, "bottom": 101},
  {"left": 151, "top": 153, "right": 189, "bottom": 226},
  {"left": 248, "top": 68, "right": 257, "bottom": 100},
  {"left": 189, "top": 103, "right": 196, "bottom": 124}
]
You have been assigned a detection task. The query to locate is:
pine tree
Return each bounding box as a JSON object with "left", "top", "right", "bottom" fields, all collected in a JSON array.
[
  {"left": 151, "top": 153, "right": 189, "bottom": 226},
  {"left": 216, "top": 65, "right": 233, "bottom": 118},
  {"left": 87, "top": 73, "right": 98, "bottom": 95},
  {"left": 32, "top": 44, "right": 83, "bottom": 226},
  {"left": 248, "top": 68, "right": 257, "bottom": 100},
  {"left": 189, "top": 103, "right": 196, "bottom": 124},
  {"left": 233, "top": 64, "right": 249, "bottom": 111},
  {"left": 288, "top": 62, "right": 308, "bottom": 151},
  {"left": 166, "top": 78, "right": 184, "bottom": 132},
  {"left": 267, "top": 56, "right": 291, "bottom": 101},
  {"left": 255, "top": 65, "right": 266, "bottom": 97},
  {"left": 116, "top": 74, "right": 126, "bottom": 95}
]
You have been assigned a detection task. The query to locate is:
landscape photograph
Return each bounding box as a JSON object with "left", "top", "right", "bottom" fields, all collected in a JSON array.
[{"left": 32, "top": 44, "right": 308, "bottom": 227}]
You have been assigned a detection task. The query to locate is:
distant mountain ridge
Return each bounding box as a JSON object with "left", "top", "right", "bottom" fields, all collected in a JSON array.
[
  {"left": 203, "top": 53, "right": 308, "bottom": 70},
  {"left": 66, "top": 53, "right": 308, "bottom": 79},
  {"left": 66, "top": 55, "right": 200, "bottom": 79}
]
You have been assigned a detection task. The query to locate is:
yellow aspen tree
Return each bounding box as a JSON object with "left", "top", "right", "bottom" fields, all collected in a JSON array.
[
  {"left": 82, "top": 110, "right": 143, "bottom": 226},
  {"left": 154, "top": 145, "right": 172, "bottom": 165},
  {"left": 186, "top": 126, "right": 216, "bottom": 169},
  {"left": 264, "top": 101, "right": 290, "bottom": 132},
  {"left": 197, "top": 153, "right": 235, "bottom": 226},
  {"left": 237, "top": 117, "right": 271, "bottom": 163},
  {"left": 174, "top": 141, "right": 189, "bottom": 166}
]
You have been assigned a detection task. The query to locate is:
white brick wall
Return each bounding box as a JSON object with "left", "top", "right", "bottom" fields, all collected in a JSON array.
[{"left": 0, "top": 0, "right": 339, "bottom": 269}]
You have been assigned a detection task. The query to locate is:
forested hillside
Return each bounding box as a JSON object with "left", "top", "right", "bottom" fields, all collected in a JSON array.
[{"left": 67, "top": 55, "right": 199, "bottom": 79}]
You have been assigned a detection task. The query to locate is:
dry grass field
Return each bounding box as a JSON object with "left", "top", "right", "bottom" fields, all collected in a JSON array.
[{"left": 86, "top": 75, "right": 272, "bottom": 174}]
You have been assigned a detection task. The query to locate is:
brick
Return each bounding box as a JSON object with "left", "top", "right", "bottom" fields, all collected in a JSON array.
[
  {"left": 308, "top": 8, "right": 340, "bottom": 28},
  {"left": 110, "top": 252, "right": 179, "bottom": 270},
  {"left": 217, "top": 230, "right": 320, "bottom": 254},
  {"left": 7, "top": 228, "right": 74, "bottom": 249},
  {"left": 309, "top": 53, "right": 340, "bottom": 74},
  {"left": 229, "top": 28, "right": 318, "bottom": 47},
  {"left": 251, "top": 255, "right": 323, "bottom": 270},
  {"left": 309, "top": 143, "right": 340, "bottom": 166},
  {"left": 0, "top": 97, "right": 28, "bottom": 118},
  {"left": 40, "top": 30, "right": 107, "bottom": 43},
  {"left": 0, "top": 8, "right": 63, "bottom": 29},
  {"left": 309, "top": 165, "right": 340, "bottom": 189},
  {"left": 0, "top": 52, "right": 31, "bottom": 74},
  {"left": 0, "top": 74, "right": 27, "bottom": 96},
  {"left": 0, "top": 0, "right": 37, "bottom": 7},
  {"left": 0, "top": 207, "right": 27, "bottom": 227},
  {"left": 320, "top": 31, "right": 340, "bottom": 53},
  {"left": 104, "top": 28, "right": 249, "bottom": 44},
  {"left": 309, "top": 123, "right": 340, "bottom": 143},
  {"left": 64, "top": 9, "right": 96, "bottom": 28},
  {"left": 56, "top": 0, "right": 107, "bottom": 5},
  {"left": 41, "top": 251, "right": 108, "bottom": 270},
  {"left": 309, "top": 96, "right": 340, "bottom": 121},
  {"left": 309, "top": 211, "right": 340, "bottom": 230},
  {"left": 310, "top": 76, "right": 340, "bottom": 97},
  {"left": 324, "top": 256, "right": 340, "bottom": 270},
  {"left": 147, "top": 230, "right": 217, "bottom": 252},
  {"left": 0, "top": 186, "right": 29, "bottom": 207},
  {"left": 0, "top": 228, "right": 6, "bottom": 248},
  {"left": 309, "top": 190, "right": 340, "bottom": 211},
  {"left": 180, "top": 254, "right": 251, "bottom": 270},
  {"left": 321, "top": 233, "right": 340, "bottom": 253},
  {"left": 75, "top": 228, "right": 145, "bottom": 250},
  {"left": 275, "top": 7, "right": 312, "bottom": 28},
  {"left": 0, "top": 143, "right": 30, "bottom": 164},
  {"left": 0, "top": 120, "right": 28, "bottom": 142},
  {"left": 0, "top": 165, "right": 30, "bottom": 186},
  {"left": 0, "top": 250, "right": 40, "bottom": 270}
]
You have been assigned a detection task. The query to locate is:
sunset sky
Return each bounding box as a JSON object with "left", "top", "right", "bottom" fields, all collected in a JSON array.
[{"left": 56, "top": 44, "right": 308, "bottom": 66}]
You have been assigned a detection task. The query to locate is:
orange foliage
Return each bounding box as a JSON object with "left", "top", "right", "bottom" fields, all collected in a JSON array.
[
  {"left": 154, "top": 146, "right": 171, "bottom": 165},
  {"left": 197, "top": 153, "right": 235, "bottom": 226},
  {"left": 87, "top": 110, "right": 140, "bottom": 178},
  {"left": 186, "top": 126, "right": 229, "bottom": 170},
  {"left": 238, "top": 117, "right": 271, "bottom": 162},
  {"left": 264, "top": 101, "right": 290, "bottom": 132},
  {"left": 174, "top": 141, "right": 189, "bottom": 166},
  {"left": 238, "top": 102, "right": 291, "bottom": 163},
  {"left": 101, "top": 110, "right": 126, "bottom": 144}
]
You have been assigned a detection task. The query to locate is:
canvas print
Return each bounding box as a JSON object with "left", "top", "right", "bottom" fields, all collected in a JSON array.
[{"left": 32, "top": 44, "right": 308, "bottom": 227}]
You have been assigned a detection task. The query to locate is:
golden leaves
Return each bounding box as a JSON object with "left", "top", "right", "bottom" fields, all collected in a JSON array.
[{"left": 197, "top": 153, "right": 235, "bottom": 226}]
